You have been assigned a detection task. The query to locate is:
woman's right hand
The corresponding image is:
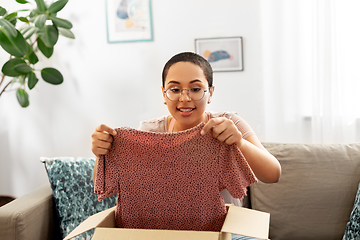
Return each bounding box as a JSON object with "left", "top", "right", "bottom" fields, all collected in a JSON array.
[{"left": 91, "top": 124, "right": 117, "bottom": 157}]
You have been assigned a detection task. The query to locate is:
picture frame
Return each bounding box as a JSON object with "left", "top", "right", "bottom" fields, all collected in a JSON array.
[
  {"left": 195, "top": 37, "right": 244, "bottom": 72},
  {"left": 105, "top": 0, "right": 153, "bottom": 43}
]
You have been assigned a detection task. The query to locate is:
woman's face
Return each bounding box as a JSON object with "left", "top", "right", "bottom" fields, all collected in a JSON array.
[{"left": 162, "top": 61, "right": 214, "bottom": 131}]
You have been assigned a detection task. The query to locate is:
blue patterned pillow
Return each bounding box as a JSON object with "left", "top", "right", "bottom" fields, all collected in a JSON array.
[
  {"left": 343, "top": 183, "right": 360, "bottom": 240},
  {"left": 42, "top": 157, "right": 117, "bottom": 240}
]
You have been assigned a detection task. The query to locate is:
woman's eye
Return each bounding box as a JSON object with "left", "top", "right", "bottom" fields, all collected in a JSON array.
[
  {"left": 191, "top": 87, "right": 201, "bottom": 92},
  {"left": 170, "top": 88, "right": 180, "bottom": 93}
]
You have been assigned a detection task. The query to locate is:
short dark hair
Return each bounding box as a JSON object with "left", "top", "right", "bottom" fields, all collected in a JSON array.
[{"left": 162, "top": 52, "right": 213, "bottom": 88}]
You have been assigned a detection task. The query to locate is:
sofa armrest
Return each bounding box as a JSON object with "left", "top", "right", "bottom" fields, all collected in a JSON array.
[{"left": 0, "top": 184, "right": 61, "bottom": 240}]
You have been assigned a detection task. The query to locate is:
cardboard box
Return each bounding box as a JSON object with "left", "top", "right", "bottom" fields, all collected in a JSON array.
[{"left": 64, "top": 205, "right": 269, "bottom": 240}]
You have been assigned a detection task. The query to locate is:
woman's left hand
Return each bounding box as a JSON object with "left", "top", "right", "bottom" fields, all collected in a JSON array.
[{"left": 201, "top": 117, "right": 243, "bottom": 148}]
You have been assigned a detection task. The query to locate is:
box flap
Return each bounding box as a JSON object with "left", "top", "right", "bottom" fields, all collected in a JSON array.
[
  {"left": 92, "top": 228, "right": 220, "bottom": 240},
  {"left": 63, "top": 206, "right": 116, "bottom": 240},
  {"left": 221, "top": 206, "right": 270, "bottom": 240}
]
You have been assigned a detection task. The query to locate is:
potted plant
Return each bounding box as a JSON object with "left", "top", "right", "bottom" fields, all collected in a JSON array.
[{"left": 0, "top": 0, "right": 74, "bottom": 107}]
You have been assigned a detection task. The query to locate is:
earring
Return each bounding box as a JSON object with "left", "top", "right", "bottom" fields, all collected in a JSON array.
[
  {"left": 208, "top": 100, "right": 211, "bottom": 104},
  {"left": 164, "top": 102, "right": 167, "bottom": 105}
]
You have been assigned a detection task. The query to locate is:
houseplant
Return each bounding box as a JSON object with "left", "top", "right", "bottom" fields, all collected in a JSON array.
[{"left": 0, "top": 0, "right": 74, "bottom": 107}]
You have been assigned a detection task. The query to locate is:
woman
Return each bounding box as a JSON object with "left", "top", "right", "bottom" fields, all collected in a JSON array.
[{"left": 92, "top": 52, "right": 281, "bottom": 206}]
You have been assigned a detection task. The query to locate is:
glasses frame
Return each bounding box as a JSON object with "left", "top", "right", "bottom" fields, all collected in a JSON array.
[{"left": 163, "top": 87, "right": 209, "bottom": 101}]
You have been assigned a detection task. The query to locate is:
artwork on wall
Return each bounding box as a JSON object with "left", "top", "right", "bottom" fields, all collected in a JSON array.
[
  {"left": 195, "top": 37, "right": 244, "bottom": 72},
  {"left": 106, "top": 0, "right": 153, "bottom": 43}
]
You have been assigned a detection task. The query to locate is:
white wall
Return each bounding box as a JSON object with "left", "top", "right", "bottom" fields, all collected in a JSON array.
[{"left": 0, "top": 0, "right": 264, "bottom": 197}]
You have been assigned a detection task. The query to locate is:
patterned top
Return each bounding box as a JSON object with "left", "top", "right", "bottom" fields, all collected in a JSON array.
[{"left": 95, "top": 122, "right": 257, "bottom": 232}]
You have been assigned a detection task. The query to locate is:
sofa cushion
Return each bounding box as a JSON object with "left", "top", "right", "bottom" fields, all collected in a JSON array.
[
  {"left": 343, "top": 183, "right": 360, "bottom": 239},
  {"left": 251, "top": 143, "right": 360, "bottom": 240},
  {"left": 42, "top": 157, "right": 117, "bottom": 240}
]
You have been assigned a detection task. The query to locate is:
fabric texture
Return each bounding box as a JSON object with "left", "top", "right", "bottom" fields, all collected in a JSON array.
[
  {"left": 251, "top": 143, "right": 360, "bottom": 240},
  {"left": 343, "top": 183, "right": 360, "bottom": 240},
  {"left": 42, "top": 157, "right": 117, "bottom": 240},
  {"left": 138, "top": 111, "right": 254, "bottom": 207},
  {"left": 95, "top": 123, "right": 256, "bottom": 232}
]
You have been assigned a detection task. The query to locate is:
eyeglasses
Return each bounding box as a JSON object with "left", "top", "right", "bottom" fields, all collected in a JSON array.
[{"left": 164, "top": 87, "right": 208, "bottom": 101}]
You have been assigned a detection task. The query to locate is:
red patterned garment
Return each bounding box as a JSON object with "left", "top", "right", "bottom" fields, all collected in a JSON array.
[{"left": 95, "top": 122, "right": 257, "bottom": 232}]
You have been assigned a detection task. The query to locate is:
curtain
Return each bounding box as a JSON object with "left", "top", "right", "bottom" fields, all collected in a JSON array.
[{"left": 260, "top": 0, "right": 360, "bottom": 143}]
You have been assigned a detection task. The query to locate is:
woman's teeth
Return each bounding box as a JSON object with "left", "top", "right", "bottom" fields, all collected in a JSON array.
[{"left": 179, "top": 109, "right": 193, "bottom": 112}]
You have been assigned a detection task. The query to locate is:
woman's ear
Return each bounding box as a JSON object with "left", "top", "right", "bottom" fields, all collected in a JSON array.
[{"left": 208, "top": 86, "right": 215, "bottom": 103}]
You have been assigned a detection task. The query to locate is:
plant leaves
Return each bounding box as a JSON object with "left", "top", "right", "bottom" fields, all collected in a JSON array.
[
  {"left": 0, "top": 28, "right": 27, "bottom": 57},
  {"left": 35, "top": 0, "right": 47, "bottom": 13},
  {"left": 18, "top": 17, "right": 29, "bottom": 23},
  {"left": 50, "top": 16, "right": 72, "bottom": 29},
  {"left": 37, "top": 25, "right": 59, "bottom": 47},
  {"left": 2, "top": 58, "right": 26, "bottom": 77},
  {"left": 34, "top": 14, "right": 47, "bottom": 29},
  {"left": 41, "top": 67, "right": 63, "bottom": 85},
  {"left": 48, "top": 0, "right": 68, "bottom": 14},
  {"left": 37, "top": 37, "right": 53, "bottom": 58},
  {"left": 26, "top": 43, "right": 39, "bottom": 64},
  {"left": 16, "top": 88, "right": 29, "bottom": 107},
  {"left": 4, "top": 12, "right": 17, "bottom": 22},
  {"left": 21, "top": 26, "right": 37, "bottom": 39},
  {"left": 0, "top": 7, "right": 7, "bottom": 16},
  {"left": 16, "top": 0, "right": 29, "bottom": 4},
  {"left": 14, "top": 63, "right": 32, "bottom": 74},
  {"left": 0, "top": 18, "right": 18, "bottom": 37},
  {"left": 27, "top": 71, "right": 38, "bottom": 89},
  {"left": 58, "top": 28, "right": 75, "bottom": 39}
]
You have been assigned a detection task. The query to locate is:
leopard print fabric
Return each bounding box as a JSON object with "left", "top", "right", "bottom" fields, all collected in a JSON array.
[{"left": 95, "top": 122, "right": 257, "bottom": 232}]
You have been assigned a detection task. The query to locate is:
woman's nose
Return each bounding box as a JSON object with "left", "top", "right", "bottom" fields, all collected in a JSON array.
[{"left": 179, "top": 89, "right": 191, "bottom": 102}]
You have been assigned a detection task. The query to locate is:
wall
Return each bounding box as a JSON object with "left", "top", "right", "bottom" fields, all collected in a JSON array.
[{"left": 0, "top": 0, "right": 264, "bottom": 197}]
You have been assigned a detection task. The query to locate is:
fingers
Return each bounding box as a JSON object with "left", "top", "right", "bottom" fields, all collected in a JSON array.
[
  {"left": 96, "top": 124, "right": 117, "bottom": 136},
  {"left": 92, "top": 124, "right": 116, "bottom": 157},
  {"left": 201, "top": 118, "right": 225, "bottom": 135},
  {"left": 201, "top": 117, "right": 242, "bottom": 146}
]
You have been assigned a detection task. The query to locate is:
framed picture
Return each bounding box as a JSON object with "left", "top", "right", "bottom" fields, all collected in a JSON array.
[
  {"left": 195, "top": 37, "right": 244, "bottom": 72},
  {"left": 105, "top": 0, "right": 153, "bottom": 43}
]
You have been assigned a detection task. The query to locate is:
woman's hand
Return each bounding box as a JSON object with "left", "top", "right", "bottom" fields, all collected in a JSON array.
[
  {"left": 201, "top": 117, "right": 243, "bottom": 148},
  {"left": 91, "top": 124, "right": 117, "bottom": 157}
]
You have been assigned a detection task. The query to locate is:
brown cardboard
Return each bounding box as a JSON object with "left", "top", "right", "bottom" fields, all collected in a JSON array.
[{"left": 64, "top": 205, "right": 269, "bottom": 240}]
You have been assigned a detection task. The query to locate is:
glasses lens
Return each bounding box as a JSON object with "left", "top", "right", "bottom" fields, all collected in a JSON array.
[
  {"left": 189, "top": 87, "right": 205, "bottom": 101},
  {"left": 165, "top": 88, "right": 206, "bottom": 101}
]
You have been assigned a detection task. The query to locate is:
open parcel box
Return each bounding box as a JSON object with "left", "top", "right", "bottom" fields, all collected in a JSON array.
[{"left": 64, "top": 205, "right": 270, "bottom": 240}]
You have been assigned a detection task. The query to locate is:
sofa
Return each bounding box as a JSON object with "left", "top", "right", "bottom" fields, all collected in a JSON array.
[{"left": 1, "top": 142, "right": 360, "bottom": 240}]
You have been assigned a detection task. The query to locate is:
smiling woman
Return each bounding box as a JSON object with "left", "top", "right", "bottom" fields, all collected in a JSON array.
[{"left": 92, "top": 52, "right": 281, "bottom": 211}]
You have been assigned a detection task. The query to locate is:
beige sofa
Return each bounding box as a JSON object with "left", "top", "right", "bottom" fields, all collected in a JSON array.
[{"left": 1, "top": 142, "right": 360, "bottom": 240}]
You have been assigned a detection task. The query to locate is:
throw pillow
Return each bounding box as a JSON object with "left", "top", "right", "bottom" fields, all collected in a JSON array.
[
  {"left": 343, "top": 183, "right": 360, "bottom": 240},
  {"left": 42, "top": 157, "right": 117, "bottom": 240}
]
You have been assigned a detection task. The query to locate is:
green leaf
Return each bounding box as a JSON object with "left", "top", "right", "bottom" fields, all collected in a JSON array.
[
  {"left": 37, "top": 25, "right": 58, "bottom": 47},
  {"left": 58, "top": 28, "right": 75, "bottom": 39},
  {"left": 37, "top": 37, "right": 53, "bottom": 58},
  {"left": 14, "top": 63, "right": 32, "bottom": 74},
  {"left": 27, "top": 71, "right": 38, "bottom": 89},
  {"left": 34, "top": 14, "right": 47, "bottom": 28},
  {"left": 0, "top": 29, "right": 27, "bottom": 57},
  {"left": 18, "top": 17, "right": 29, "bottom": 23},
  {"left": 26, "top": 43, "right": 39, "bottom": 64},
  {"left": 35, "top": 0, "right": 47, "bottom": 13},
  {"left": 48, "top": 0, "right": 68, "bottom": 14},
  {"left": 41, "top": 67, "right": 63, "bottom": 85},
  {"left": 16, "top": 0, "right": 29, "bottom": 4},
  {"left": 2, "top": 58, "right": 26, "bottom": 77},
  {"left": 21, "top": 26, "right": 37, "bottom": 39},
  {"left": 0, "top": 18, "right": 18, "bottom": 37},
  {"left": 50, "top": 16, "right": 72, "bottom": 29},
  {"left": 16, "top": 88, "right": 29, "bottom": 107},
  {"left": 0, "top": 7, "right": 7, "bottom": 17},
  {"left": 4, "top": 12, "right": 17, "bottom": 21}
]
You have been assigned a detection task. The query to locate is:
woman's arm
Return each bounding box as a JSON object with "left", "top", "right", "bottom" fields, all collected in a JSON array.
[{"left": 201, "top": 117, "right": 281, "bottom": 183}]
